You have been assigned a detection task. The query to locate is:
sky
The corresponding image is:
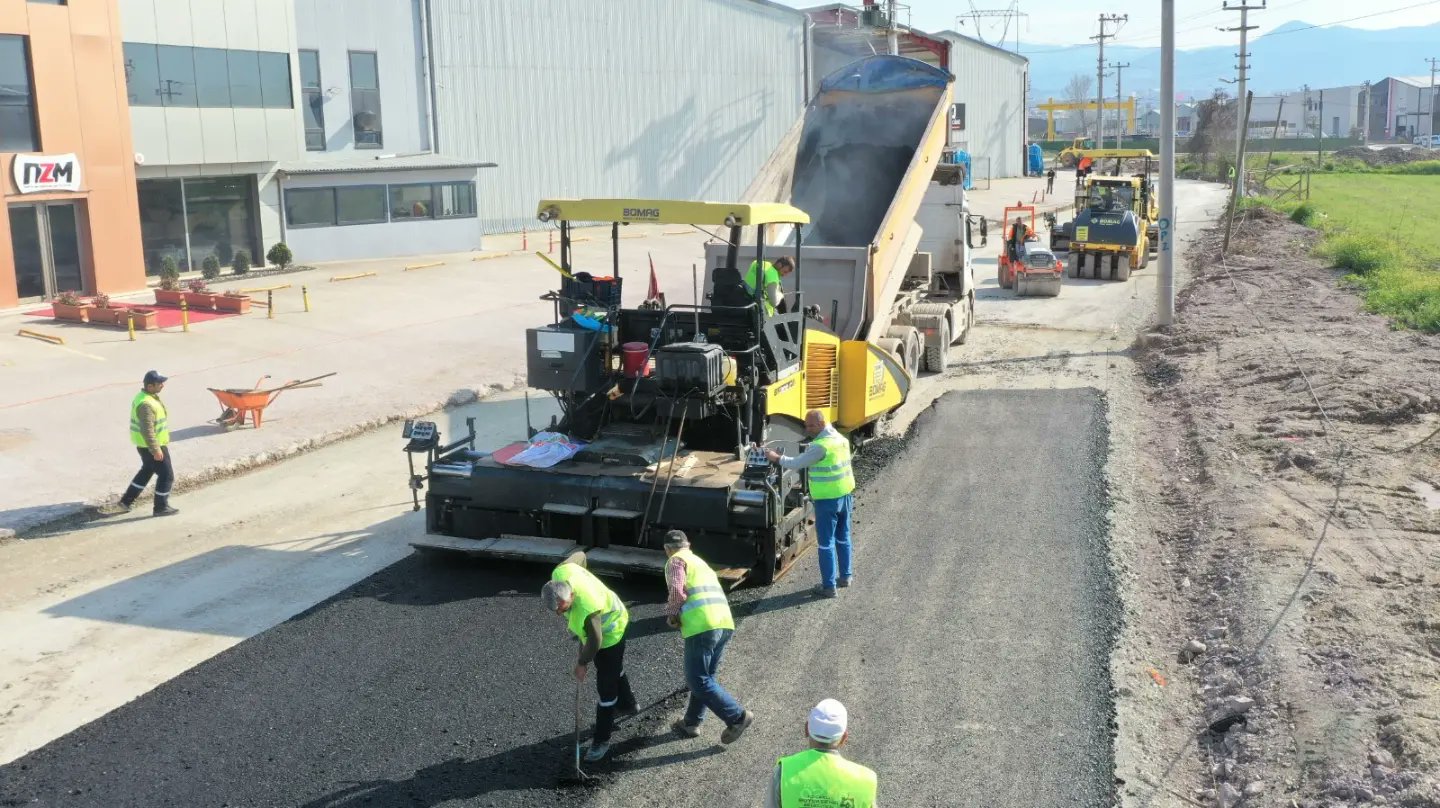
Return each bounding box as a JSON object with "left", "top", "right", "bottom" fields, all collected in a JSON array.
[{"left": 772, "top": 0, "right": 1440, "bottom": 49}]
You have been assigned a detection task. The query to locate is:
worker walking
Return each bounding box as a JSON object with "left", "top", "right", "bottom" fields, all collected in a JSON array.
[
  {"left": 1045, "top": 167, "right": 1056, "bottom": 194},
  {"left": 662, "top": 531, "right": 754, "bottom": 743},
  {"left": 767, "top": 699, "right": 877, "bottom": 808},
  {"left": 541, "top": 551, "right": 638, "bottom": 762},
  {"left": 744, "top": 255, "right": 794, "bottom": 316},
  {"left": 114, "top": 370, "right": 179, "bottom": 516},
  {"left": 764, "top": 410, "right": 855, "bottom": 599}
]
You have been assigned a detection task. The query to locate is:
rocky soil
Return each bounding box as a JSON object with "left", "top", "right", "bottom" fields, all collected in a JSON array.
[{"left": 1131, "top": 206, "right": 1440, "bottom": 807}]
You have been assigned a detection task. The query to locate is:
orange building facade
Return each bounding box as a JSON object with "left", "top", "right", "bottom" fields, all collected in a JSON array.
[{"left": 0, "top": 0, "right": 145, "bottom": 309}]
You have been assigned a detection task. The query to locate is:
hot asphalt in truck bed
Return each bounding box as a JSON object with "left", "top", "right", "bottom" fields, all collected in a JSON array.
[{"left": 0, "top": 389, "right": 1117, "bottom": 808}]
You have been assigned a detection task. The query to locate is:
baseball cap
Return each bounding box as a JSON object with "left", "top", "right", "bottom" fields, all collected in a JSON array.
[
  {"left": 143, "top": 370, "right": 168, "bottom": 385},
  {"left": 807, "top": 698, "right": 848, "bottom": 743}
]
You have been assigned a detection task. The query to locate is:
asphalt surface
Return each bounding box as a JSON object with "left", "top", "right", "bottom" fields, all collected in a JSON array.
[{"left": 0, "top": 389, "right": 1116, "bottom": 808}]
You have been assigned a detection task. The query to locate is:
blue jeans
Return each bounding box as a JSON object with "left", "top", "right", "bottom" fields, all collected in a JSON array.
[
  {"left": 814, "top": 494, "right": 854, "bottom": 590},
  {"left": 683, "top": 628, "right": 744, "bottom": 726}
]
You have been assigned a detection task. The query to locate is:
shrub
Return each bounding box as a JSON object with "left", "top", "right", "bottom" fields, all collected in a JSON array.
[
  {"left": 159, "top": 256, "right": 182, "bottom": 290},
  {"left": 186, "top": 278, "right": 211, "bottom": 293},
  {"left": 223, "top": 289, "right": 247, "bottom": 298},
  {"left": 232, "top": 249, "right": 251, "bottom": 275},
  {"left": 201, "top": 254, "right": 221, "bottom": 280},
  {"left": 266, "top": 242, "right": 293, "bottom": 270},
  {"left": 1320, "top": 234, "right": 1396, "bottom": 276},
  {"left": 1289, "top": 202, "right": 1317, "bottom": 227},
  {"left": 55, "top": 289, "right": 83, "bottom": 306},
  {"left": 92, "top": 293, "right": 112, "bottom": 308}
]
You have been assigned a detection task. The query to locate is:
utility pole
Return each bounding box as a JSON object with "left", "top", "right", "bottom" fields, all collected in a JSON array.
[
  {"left": 1109, "top": 62, "right": 1131, "bottom": 147},
  {"left": 1092, "top": 13, "right": 1128, "bottom": 148},
  {"left": 1317, "top": 89, "right": 1325, "bottom": 160},
  {"left": 1159, "top": 0, "right": 1175, "bottom": 326},
  {"left": 887, "top": 0, "right": 899, "bottom": 55},
  {"left": 1361, "top": 80, "right": 1371, "bottom": 144},
  {"left": 1427, "top": 57, "right": 1438, "bottom": 140},
  {"left": 1223, "top": 0, "right": 1263, "bottom": 196}
]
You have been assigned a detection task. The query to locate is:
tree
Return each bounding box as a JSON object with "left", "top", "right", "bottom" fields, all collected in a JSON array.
[
  {"left": 1188, "top": 90, "right": 1239, "bottom": 179},
  {"left": 1064, "top": 74, "right": 1095, "bottom": 137}
]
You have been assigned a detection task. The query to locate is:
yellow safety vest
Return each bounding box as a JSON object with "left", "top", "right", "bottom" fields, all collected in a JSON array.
[
  {"left": 778, "top": 749, "right": 877, "bottom": 808},
  {"left": 744, "top": 260, "right": 781, "bottom": 316},
  {"left": 129, "top": 391, "right": 169, "bottom": 448},
  {"left": 669, "top": 547, "right": 734, "bottom": 638},
  {"left": 808, "top": 428, "right": 855, "bottom": 500},
  {"left": 552, "top": 563, "right": 628, "bottom": 649}
]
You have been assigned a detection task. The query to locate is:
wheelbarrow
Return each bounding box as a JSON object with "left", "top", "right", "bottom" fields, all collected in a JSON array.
[{"left": 208, "top": 372, "right": 337, "bottom": 428}]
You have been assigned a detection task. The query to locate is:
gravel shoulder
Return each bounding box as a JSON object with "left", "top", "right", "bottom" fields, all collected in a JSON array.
[{"left": 1129, "top": 207, "right": 1440, "bottom": 807}]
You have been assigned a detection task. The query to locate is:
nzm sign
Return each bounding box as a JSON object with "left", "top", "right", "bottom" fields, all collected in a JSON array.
[{"left": 12, "top": 154, "right": 82, "bottom": 194}]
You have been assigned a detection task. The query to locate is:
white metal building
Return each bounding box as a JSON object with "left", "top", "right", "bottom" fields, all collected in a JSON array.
[
  {"left": 936, "top": 31, "right": 1028, "bottom": 179},
  {"left": 426, "top": 0, "right": 810, "bottom": 234}
]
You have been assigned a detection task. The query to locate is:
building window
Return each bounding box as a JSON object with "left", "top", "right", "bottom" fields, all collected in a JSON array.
[
  {"left": 258, "top": 52, "right": 292, "bottom": 109},
  {"left": 299, "top": 50, "right": 324, "bottom": 151},
  {"left": 137, "top": 176, "right": 260, "bottom": 274},
  {"left": 0, "top": 35, "right": 39, "bottom": 152},
  {"left": 227, "top": 49, "right": 262, "bottom": 108},
  {"left": 192, "top": 48, "right": 231, "bottom": 107},
  {"left": 285, "top": 181, "right": 477, "bottom": 227},
  {"left": 156, "top": 45, "right": 197, "bottom": 107},
  {"left": 336, "top": 186, "right": 388, "bottom": 224},
  {"left": 123, "top": 43, "right": 161, "bottom": 106},
  {"left": 285, "top": 188, "right": 337, "bottom": 228},
  {"left": 348, "top": 51, "right": 382, "bottom": 148}
]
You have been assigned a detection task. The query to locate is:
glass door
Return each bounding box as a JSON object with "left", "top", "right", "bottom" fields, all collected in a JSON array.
[{"left": 7, "top": 202, "right": 86, "bottom": 301}]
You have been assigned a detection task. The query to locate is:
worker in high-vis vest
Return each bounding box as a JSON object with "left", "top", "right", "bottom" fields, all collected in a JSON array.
[
  {"left": 744, "top": 255, "right": 794, "bottom": 316},
  {"left": 765, "top": 409, "right": 856, "bottom": 599},
  {"left": 541, "top": 551, "right": 637, "bottom": 762},
  {"left": 114, "top": 369, "right": 179, "bottom": 516},
  {"left": 768, "top": 699, "right": 877, "bottom": 808},
  {"left": 662, "top": 531, "right": 754, "bottom": 743}
]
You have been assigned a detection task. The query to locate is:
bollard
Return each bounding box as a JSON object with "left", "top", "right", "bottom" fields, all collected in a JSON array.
[
  {"left": 522, "top": 227, "right": 528, "bottom": 250},
  {"left": 302, "top": 285, "right": 311, "bottom": 312},
  {"left": 267, "top": 289, "right": 274, "bottom": 319},
  {"left": 127, "top": 314, "right": 136, "bottom": 341},
  {"left": 181, "top": 298, "right": 190, "bottom": 332},
  {"left": 548, "top": 229, "right": 554, "bottom": 254}
]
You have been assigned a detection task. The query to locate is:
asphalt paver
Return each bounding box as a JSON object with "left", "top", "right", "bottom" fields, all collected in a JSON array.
[{"left": 0, "top": 388, "right": 1116, "bottom": 807}]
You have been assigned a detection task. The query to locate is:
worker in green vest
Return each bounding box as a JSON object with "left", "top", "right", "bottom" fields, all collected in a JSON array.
[
  {"left": 744, "top": 255, "right": 794, "bottom": 316},
  {"left": 768, "top": 699, "right": 877, "bottom": 808},
  {"left": 541, "top": 551, "right": 637, "bottom": 762},
  {"left": 114, "top": 370, "right": 179, "bottom": 516},
  {"left": 662, "top": 531, "right": 754, "bottom": 743},
  {"left": 764, "top": 410, "right": 855, "bottom": 598}
]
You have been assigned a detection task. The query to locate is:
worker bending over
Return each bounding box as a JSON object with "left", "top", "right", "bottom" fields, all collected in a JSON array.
[
  {"left": 663, "top": 531, "right": 754, "bottom": 743},
  {"left": 541, "top": 551, "right": 638, "bottom": 762},
  {"left": 768, "top": 699, "right": 877, "bottom": 808},
  {"left": 744, "top": 255, "right": 794, "bottom": 316},
  {"left": 764, "top": 410, "right": 856, "bottom": 599}
]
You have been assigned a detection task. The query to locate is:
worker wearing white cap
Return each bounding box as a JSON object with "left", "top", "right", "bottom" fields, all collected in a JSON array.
[{"left": 768, "top": 699, "right": 877, "bottom": 808}]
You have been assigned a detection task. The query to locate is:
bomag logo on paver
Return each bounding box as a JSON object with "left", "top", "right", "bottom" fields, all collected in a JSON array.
[
  {"left": 623, "top": 207, "right": 661, "bottom": 220},
  {"left": 867, "top": 362, "right": 886, "bottom": 399}
]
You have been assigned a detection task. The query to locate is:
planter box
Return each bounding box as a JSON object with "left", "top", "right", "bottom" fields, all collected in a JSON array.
[
  {"left": 215, "top": 295, "right": 251, "bottom": 314},
  {"left": 183, "top": 291, "right": 219, "bottom": 311},
  {"left": 155, "top": 289, "right": 185, "bottom": 306},
  {"left": 89, "top": 307, "right": 128, "bottom": 326},
  {"left": 52, "top": 302, "right": 92, "bottom": 323},
  {"left": 126, "top": 309, "right": 159, "bottom": 331}
]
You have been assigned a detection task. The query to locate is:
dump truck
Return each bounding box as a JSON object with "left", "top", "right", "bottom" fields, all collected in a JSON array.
[
  {"left": 722, "top": 55, "right": 984, "bottom": 376},
  {"left": 401, "top": 55, "right": 980, "bottom": 586}
]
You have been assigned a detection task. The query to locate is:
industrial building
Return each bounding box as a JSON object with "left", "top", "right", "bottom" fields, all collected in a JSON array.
[{"left": 5, "top": 0, "right": 1029, "bottom": 303}]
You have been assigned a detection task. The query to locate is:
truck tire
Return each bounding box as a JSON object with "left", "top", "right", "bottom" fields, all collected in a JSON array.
[
  {"left": 998, "top": 263, "right": 1012, "bottom": 289},
  {"left": 1139, "top": 244, "right": 1150, "bottom": 269},
  {"left": 1115, "top": 255, "right": 1131, "bottom": 281},
  {"left": 903, "top": 328, "right": 922, "bottom": 377},
  {"left": 1067, "top": 253, "right": 1081, "bottom": 278},
  {"left": 923, "top": 320, "right": 950, "bottom": 373}
]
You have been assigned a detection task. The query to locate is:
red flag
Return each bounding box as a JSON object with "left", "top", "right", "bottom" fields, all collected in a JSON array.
[{"left": 647, "top": 253, "right": 664, "bottom": 305}]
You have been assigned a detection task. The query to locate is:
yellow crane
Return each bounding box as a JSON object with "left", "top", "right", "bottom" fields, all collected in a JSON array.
[{"left": 1037, "top": 97, "right": 1138, "bottom": 142}]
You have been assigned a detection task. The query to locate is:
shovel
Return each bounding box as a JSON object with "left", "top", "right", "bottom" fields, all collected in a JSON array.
[{"left": 560, "top": 676, "right": 592, "bottom": 786}]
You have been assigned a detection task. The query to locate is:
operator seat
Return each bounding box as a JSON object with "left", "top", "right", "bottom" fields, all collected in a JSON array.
[{"left": 710, "top": 267, "right": 754, "bottom": 310}]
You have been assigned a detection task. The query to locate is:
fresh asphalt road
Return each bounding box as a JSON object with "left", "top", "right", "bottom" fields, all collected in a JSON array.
[{"left": 0, "top": 389, "right": 1115, "bottom": 807}]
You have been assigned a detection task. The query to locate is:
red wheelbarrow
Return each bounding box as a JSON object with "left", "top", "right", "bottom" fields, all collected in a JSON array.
[{"left": 208, "top": 373, "right": 337, "bottom": 428}]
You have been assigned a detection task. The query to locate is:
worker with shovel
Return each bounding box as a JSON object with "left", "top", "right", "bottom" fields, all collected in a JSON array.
[
  {"left": 662, "top": 531, "right": 754, "bottom": 744},
  {"left": 541, "top": 551, "right": 637, "bottom": 763}
]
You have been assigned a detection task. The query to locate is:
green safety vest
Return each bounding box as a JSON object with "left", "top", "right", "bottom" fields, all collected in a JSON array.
[
  {"left": 552, "top": 563, "right": 628, "bottom": 649},
  {"left": 808, "top": 428, "right": 855, "bottom": 501},
  {"left": 669, "top": 547, "right": 734, "bottom": 638},
  {"left": 777, "top": 749, "right": 877, "bottom": 808},
  {"left": 744, "top": 260, "right": 781, "bottom": 316},
  {"left": 129, "top": 391, "right": 169, "bottom": 448}
]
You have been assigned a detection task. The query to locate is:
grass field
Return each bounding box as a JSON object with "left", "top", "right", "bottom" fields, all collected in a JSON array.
[{"left": 1305, "top": 174, "right": 1440, "bottom": 331}]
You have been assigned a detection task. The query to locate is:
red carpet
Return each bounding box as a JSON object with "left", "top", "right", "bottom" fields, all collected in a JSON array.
[{"left": 25, "top": 302, "right": 239, "bottom": 328}]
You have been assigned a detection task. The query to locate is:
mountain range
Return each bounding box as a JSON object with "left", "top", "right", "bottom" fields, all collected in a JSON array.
[{"left": 1021, "top": 20, "right": 1440, "bottom": 105}]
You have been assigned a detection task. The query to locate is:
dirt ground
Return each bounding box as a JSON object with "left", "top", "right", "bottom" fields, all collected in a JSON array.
[
  {"left": 1332, "top": 146, "right": 1440, "bottom": 166},
  {"left": 1128, "top": 207, "right": 1440, "bottom": 807}
]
